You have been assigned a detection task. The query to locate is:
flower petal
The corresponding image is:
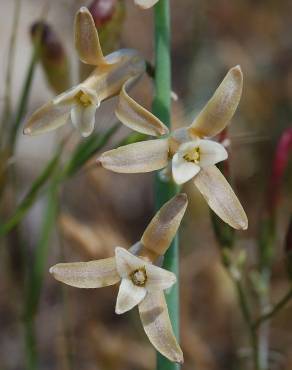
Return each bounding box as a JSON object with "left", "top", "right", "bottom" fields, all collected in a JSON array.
[
  {"left": 115, "top": 247, "right": 144, "bottom": 278},
  {"left": 70, "top": 104, "right": 97, "bottom": 137},
  {"left": 138, "top": 291, "right": 184, "bottom": 364},
  {"left": 115, "top": 278, "right": 146, "bottom": 314},
  {"left": 141, "top": 194, "right": 188, "bottom": 258},
  {"left": 75, "top": 7, "right": 107, "bottom": 66},
  {"left": 116, "top": 79, "right": 169, "bottom": 136},
  {"left": 199, "top": 139, "right": 228, "bottom": 168},
  {"left": 172, "top": 152, "right": 200, "bottom": 185},
  {"left": 49, "top": 257, "right": 120, "bottom": 288},
  {"left": 145, "top": 264, "right": 176, "bottom": 291},
  {"left": 189, "top": 65, "right": 243, "bottom": 138},
  {"left": 98, "top": 139, "right": 169, "bottom": 173},
  {"left": 23, "top": 102, "right": 70, "bottom": 136},
  {"left": 194, "top": 165, "right": 248, "bottom": 230},
  {"left": 134, "top": 0, "right": 159, "bottom": 9}
]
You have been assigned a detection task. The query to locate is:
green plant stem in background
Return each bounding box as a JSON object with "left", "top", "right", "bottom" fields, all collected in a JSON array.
[
  {"left": 0, "top": 0, "right": 21, "bottom": 138},
  {"left": 24, "top": 176, "right": 59, "bottom": 370},
  {"left": 153, "top": 1, "right": 180, "bottom": 369},
  {"left": 253, "top": 287, "right": 292, "bottom": 330}
]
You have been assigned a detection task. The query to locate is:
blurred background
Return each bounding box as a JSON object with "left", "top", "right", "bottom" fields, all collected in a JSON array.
[{"left": 0, "top": 0, "right": 292, "bottom": 369}]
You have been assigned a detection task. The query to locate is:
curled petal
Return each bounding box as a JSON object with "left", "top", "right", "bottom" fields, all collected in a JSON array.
[
  {"left": 49, "top": 257, "right": 120, "bottom": 288},
  {"left": 138, "top": 291, "right": 184, "bottom": 364},
  {"left": 98, "top": 139, "right": 169, "bottom": 173},
  {"left": 75, "top": 7, "right": 107, "bottom": 66},
  {"left": 141, "top": 194, "right": 188, "bottom": 257},
  {"left": 194, "top": 165, "right": 248, "bottom": 230},
  {"left": 23, "top": 102, "right": 70, "bottom": 136},
  {"left": 135, "top": 0, "right": 159, "bottom": 9},
  {"left": 116, "top": 79, "right": 169, "bottom": 136},
  {"left": 189, "top": 65, "right": 243, "bottom": 138},
  {"left": 199, "top": 140, "right": 228, "bottom": 167},
  {"left": 71, "top": 104, "right": 98, "bottom": 137},
  {"left": 115, "top": 278, "right": 146, "bottom": 314},
  {"left": 172, "top": 153, "right": 200, "bottom": 185}
]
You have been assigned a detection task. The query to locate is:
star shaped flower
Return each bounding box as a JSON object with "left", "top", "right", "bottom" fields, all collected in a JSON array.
[
  {"left": 23, "top": 7, "right": 164, "bottom": 138},
  {"left": 98, "top": 66, "right": 248, "bottom": 230},
  {"left": 50, "top": 194, "right": 187, "bottom": 363}
]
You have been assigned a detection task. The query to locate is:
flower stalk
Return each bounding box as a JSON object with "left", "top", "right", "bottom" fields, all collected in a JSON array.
[{"left": 153, "top": 1, "right": 180, "bottom": 369}]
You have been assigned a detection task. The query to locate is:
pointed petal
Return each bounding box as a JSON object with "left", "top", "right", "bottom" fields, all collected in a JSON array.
[
  {"left": 135, "top": 0, "right": 159, "bottom": 9},
  {"left": 53, "top": 86, "right": 80, "bottom": 105},
  {"left": 141, "top": 194, "right": 188, "bottom": 257},
  {"left": 23, "top": 102, "right": 70, "bottom": 136},
  {"left": 145, "top": 264, "right": 176, "bottom": 291},
  {"left": 75, "top": 7, "right": 107, "bottom": 66},
  {"left": 199, "top": 139, "right": 228, "bottom": 168},
  {"left": 115, "top": 247, "right": 144, "bottom": 278},
  {"left": 116, "top": 79, "right": 169, "bottom": 137},
  {"left": 49, "top": 257, "right": 120, "bottom": 288},
  {"left": 172, "top": 153, "right": 200, "bottom": 185},
  {"left": 71, "top": 104, "right": 97, "bottom": 137},
  {"left": 138, "top": 291, "right": 184, "bottom": 364},
  {"left": 194, "top": 165, "right": 248, "bottom": 230},
  {"left": 115, "top": 278, "right": 146, "bottom": 314},
  {"left": 189, "top": 65, "right": 243, "bottom": 138},
  {"left": 98, "top": 139, "right": 169, "bottom": 173}
]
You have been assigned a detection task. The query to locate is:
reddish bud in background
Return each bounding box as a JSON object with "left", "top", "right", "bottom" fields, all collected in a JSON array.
[
  {"left": 88, "top": 0, "right": 117, "bottom": 28},
  {"left": 269, "top": 128, "right": 292, "bottom": 215},
  {"left": 285, "top": 218, "right": 292, "bottom": 280},
  {"left": 30, "top": 21, "right": 71, "bottom": 94}
]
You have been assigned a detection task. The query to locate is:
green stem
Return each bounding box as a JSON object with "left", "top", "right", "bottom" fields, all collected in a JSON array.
[
  {"left": 24, "top": 176, "right": 59, "bottom": 370},
  {"left": 1, "top": 0, "right": 21, "bottom": 137},
  {"left": 234, "top": 280, "right": 259, "bottom": 370},
  {"left": 253, "top": 287, "right": 292, "bottom": 330},
  {"left": 10, "top": 31, "right": 41, "bottom": 149},
  {"left": 153, "top": 1, "right": 180, "bottom": 369}
]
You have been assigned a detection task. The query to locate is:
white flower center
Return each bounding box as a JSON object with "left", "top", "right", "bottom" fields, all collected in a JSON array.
[
  {"left": 183, "top": 146, "right": 200, "bottom": 164},
  {"left": 130, "top": 267, "right": 147, "bottom": 287}
]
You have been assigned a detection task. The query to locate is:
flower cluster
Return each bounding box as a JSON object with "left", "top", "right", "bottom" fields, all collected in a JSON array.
[{"left": 24, "top": 5, "right": 249, "bottom": 364}]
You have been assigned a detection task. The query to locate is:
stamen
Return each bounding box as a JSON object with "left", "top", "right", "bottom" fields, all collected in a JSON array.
[
  {"left": 183, "top": 147, "right": 200, "bottom": 164},
  {"left": 130, "top": 267, "right": 147, "bottom": 287},
  {"left": 76, "top": 91, "right": 92, "bottom": 107}
]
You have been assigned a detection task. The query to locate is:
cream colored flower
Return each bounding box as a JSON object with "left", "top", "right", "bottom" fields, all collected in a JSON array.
[
  {"left": 23, "top": 7, "right": 167, "bottom": 138},
  {"left": 98, "top": 66, "right": 248, "bottom": 230},
  {"left": 50, "top": 194, "right": 187, "bottom": 363},
  {"left": 134, "top": 0, "right": 159, "bottom": 9}
]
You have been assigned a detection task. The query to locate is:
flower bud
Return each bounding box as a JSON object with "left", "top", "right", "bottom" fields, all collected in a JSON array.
[
  {"left": 30, "top": 21, "right": 71, "bottom": 94},
  {"left": 285, "top": 218, "right": 292, "bottom": 280},
  {"left": 269, "top": 128, "right": 292, "bottom": 215},
  {"left": 88, "top": 0, "right": 117, "bottom": 28}
]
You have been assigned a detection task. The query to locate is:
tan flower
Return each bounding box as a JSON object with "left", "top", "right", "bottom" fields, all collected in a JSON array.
[
  {"left": 98, "top": 66, "right": 248, "bottom": 230},
  {"left": 134, "top": 0, "right": 159, "bottom": 9},
  {"left": 23, "top": 7, "right": 165, "bottom": 137},
  {"left": 50, "top": 194, "right": 187, "bottom": 363}
]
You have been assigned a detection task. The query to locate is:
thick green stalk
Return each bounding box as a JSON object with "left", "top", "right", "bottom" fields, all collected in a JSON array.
[{"left": 153, "top": 1, "right": 180, "bottom": 369}]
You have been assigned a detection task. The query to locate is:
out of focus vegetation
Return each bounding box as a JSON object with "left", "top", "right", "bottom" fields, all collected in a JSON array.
[{"left": 0, "top": 0, "right": 291, "bottom": 369}]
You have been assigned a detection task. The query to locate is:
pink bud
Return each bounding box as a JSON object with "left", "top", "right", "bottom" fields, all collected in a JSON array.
[
  {"left": 269, "top": 128, "right": 292, "bottom": 214},
  {"left": 88, "top": 0, "right": 117, "bottom": 28}
]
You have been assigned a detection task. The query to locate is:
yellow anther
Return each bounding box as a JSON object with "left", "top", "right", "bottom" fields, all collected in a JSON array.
[
  {"left": 76, "top": 91, "right": 92, "bottom": 107},
  {"left": 183, "top": 147, "right": 200, "bottom": 164}
]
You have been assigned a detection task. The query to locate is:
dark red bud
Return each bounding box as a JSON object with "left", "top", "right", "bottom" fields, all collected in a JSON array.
[
  {"left": 269, "top": 128, "right": 292, "bottom": 214},
  {"left": 88, "top": 0, "right": 117, "bottom": 28},
  {"left": 30, "top": 21, "right": 64, "bottom": 63}
]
